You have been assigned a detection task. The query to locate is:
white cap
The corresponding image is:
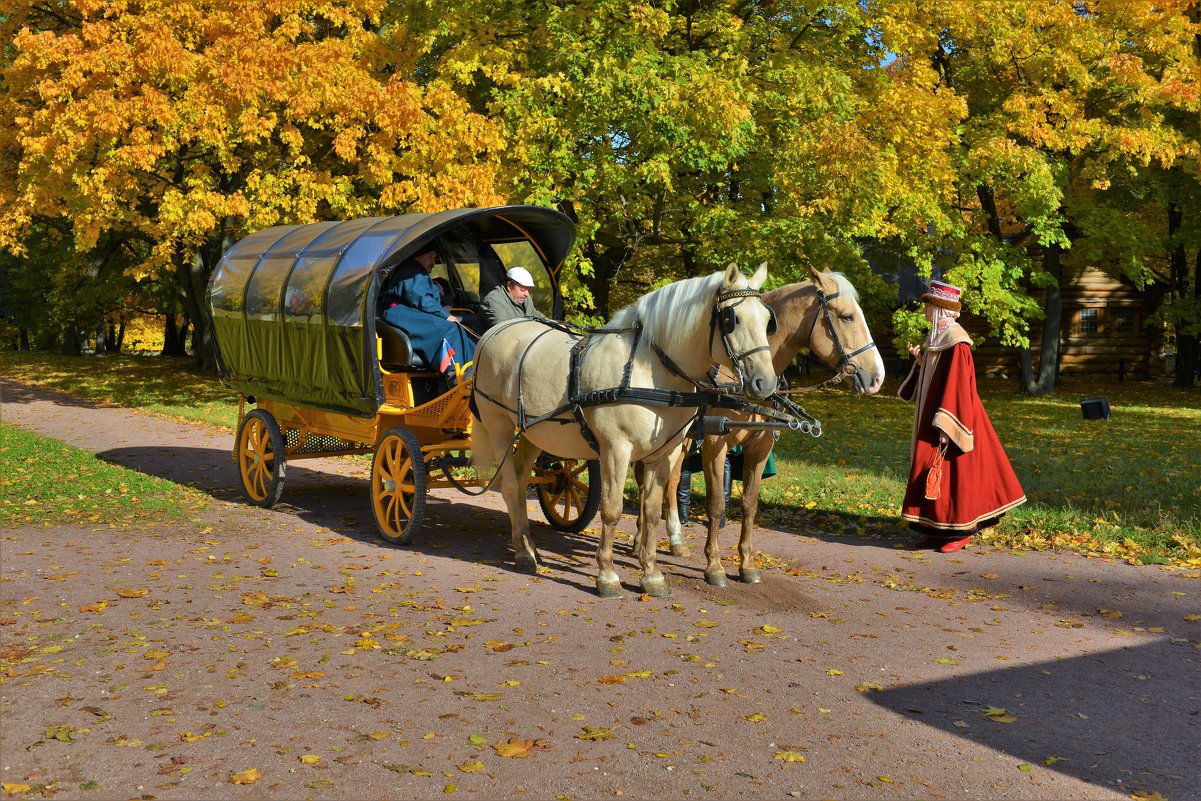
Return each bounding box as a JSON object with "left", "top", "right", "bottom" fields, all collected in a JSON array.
[{"left": 506, "top": 266, "right": 536, "bottom": 288}]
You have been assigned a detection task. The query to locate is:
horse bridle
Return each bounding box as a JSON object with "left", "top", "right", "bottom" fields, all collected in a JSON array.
[
  {"left": 707, "top": 288, "right": 777, "bottom": 391},
  {"left": 810, "top": 282, "right": 878, "bottom": 392}
]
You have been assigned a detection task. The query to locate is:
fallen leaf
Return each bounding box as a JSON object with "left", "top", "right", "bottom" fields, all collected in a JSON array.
[
  {"left": 774, "top": 750, "right": 805, "bottom": 763},
  {"left": 984, "top": 706, "right": 1018, "bottom": 724},
  {"left": 457, "top": 760, "right": 484, "bottom": 773},
  {"left": 484, "top": 640, "right": 514, "bottom": 652},
  {"left": 299, "top": 755, "right": 321, "bottom": 764},
  {"left": 2, "top": 784, "right": 34, "bottom": 795},
  {"left": 598, "top": 675, "right": 627, "bottom": 685},
  {"left": 825, "top": 669, "right": 844, "bottom": 676},
  {"left": 230, "top": 768, "right": 262, "bottom": 784},
  {"left": 117, "top": 588, "right": 149, "bottom": 598},
  {"left": 745, "top": 713, "right": 767, "bottom": 723},
  {"left": 576, "top": 726, "right": 614, "bottom": 741}
]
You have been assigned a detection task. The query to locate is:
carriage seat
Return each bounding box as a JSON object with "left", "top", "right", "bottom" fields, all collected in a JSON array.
[{"left": 377, "top": 318, "right": 428, "bottom": 371}]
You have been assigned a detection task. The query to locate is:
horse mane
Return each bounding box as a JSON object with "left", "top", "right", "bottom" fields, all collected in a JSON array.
[
  {"left": 608, "top": 271, "right": 726, "bottom": 351},
  {"left": 824, "top": 272, "right": 859, "bottom": 301}
]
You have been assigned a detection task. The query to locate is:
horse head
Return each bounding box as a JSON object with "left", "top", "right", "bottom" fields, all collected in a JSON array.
[
  {"left": 711, "top": 263, "right": 778, "bottom": 401},
  {"left": 805, "top": 266, "right": 885, "bottom": 395}
]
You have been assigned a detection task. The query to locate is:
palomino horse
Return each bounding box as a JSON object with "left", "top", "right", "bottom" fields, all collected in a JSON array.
[
  {"left": 658, "top": 266, "right": 886, "bottom": 587},
  {"left": 471, "top": 264, "right": 778, "bottom": 598}
]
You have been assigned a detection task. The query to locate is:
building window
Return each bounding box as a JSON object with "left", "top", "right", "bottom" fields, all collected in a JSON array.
[
  {"left": 1078, "top": 308, "right": 1101, "bottom": 335},
  {"left": 1113, "top": 311, "right": 1136, "bottom": 334}
]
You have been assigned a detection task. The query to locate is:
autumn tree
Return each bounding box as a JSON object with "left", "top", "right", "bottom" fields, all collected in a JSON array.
[
  {"left": 874, "top": 0, "right": 1201, "bottom": 394},
  {"left": 0, "top": 0, "right": 506, "bottom": 367},
  {"left": 403, "top": 0, "right": 964, "bottom": 326}
]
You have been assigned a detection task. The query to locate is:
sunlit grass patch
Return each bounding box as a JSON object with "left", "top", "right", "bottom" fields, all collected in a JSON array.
[
  {"left": 0, "top": 424, "right": 209, "bottom": 528},
  {"left": 0, "top": 351, "right": 238, "bottom": 429}
]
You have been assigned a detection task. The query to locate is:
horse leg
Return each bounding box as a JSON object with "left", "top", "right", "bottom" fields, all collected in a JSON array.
[
  {"left": 501, "top": 438, "right": 542, "bottom": 573},
  {"left": 636, "top": 457, "right": 673, "bottom": 597},
  {"left": 736, "top": 432, "right": 773, "bottom": 584},
  {"left": 631, "top": 461, "right": 646, "bottom": 559},
  {"left": 701, "top": 438, "right": 730, "bottom": 587},
  {"left": 596, "top": 445, "right": 632, "bottom": 599},
  {"left": 662, "top": 444, "right": 690, "bottom": 558}
]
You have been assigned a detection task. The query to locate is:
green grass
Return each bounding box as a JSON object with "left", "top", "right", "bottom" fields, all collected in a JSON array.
[
  {"left": 0, "top": 423, "right": 210, "bottom": 528},
  {"left": 0, "top": 352, "right": 239, "bottom": 428},
  {"left": 3, "top": 351, "right": 1199, "bottom": 566},
  {"left": 737, "top": 376, "right": 1201, "bottom": 566}
]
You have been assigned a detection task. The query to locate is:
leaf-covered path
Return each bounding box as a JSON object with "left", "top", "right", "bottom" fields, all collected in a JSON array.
[{"left": 2, "top": 378, "right": 1198, "bottom": 800}]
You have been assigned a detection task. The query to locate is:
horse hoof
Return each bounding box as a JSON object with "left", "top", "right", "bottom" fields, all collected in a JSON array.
[
  {"left": 704, "top": 571, "right": 728, "bottom": 588},
  {"left": 515, "top": 556, "right": 538, "bottom": 574},
  {"left": 740, "top": 568, "right": 763, "bottom": 584},
  {"left": 669, "top": 543, "right": 690, "bottom": 559},
  {"left": 596, "top": 580, "right": 625, "bottom": 599},
  {"left": 641, "top": 577, "right": 670, "bottom": 598}
]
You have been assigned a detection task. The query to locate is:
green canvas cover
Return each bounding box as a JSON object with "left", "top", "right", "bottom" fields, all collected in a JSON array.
[{"left": 207, "top": 206, "right": 575, "bottom": 416}]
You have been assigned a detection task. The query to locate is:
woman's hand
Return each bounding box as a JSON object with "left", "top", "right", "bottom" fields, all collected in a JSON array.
[
  {"left": 906, "top": 342, "right": 924, "bottom": 364},
  {"left": 939, "top": 432, "right": 949, "bottom": 447}
]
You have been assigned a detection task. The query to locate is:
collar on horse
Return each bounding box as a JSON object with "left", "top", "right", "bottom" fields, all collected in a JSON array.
[{"left": 470, "top": 285, "right": 782, "bottom": 455}]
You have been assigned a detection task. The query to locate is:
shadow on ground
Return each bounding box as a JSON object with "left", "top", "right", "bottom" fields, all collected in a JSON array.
[{"left": 869, "top": 638, "right": 1200, "bottom": 800}]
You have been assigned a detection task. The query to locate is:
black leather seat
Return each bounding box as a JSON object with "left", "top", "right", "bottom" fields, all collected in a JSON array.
[{"left": 377, "top": 319, "right": 428, "bottom": 371}]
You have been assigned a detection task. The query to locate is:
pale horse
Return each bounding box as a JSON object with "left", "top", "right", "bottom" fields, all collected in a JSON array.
[
  {"left": 654, "top": 267, "right": 886, "bottom": 586},
  {"left": 470, "top": 264, "right": 779, "bottom": 598}
]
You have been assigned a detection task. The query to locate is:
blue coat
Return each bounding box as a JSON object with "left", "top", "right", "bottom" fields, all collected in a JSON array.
[{"left": 380, "top": 263, "right": 476, "bottom": 370}]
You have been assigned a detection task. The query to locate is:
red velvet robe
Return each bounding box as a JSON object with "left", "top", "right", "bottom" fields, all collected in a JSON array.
[{"left": 899, "top": 325, "right": 1026, "bottom": 532}]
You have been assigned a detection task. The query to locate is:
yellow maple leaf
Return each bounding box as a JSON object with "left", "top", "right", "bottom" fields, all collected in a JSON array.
[
  {"left": 2, "top": 784, "right": 34, "bottom": 795},
  {"left": 984, "top": 706, "right": 1019, "bottom": 723},
  {"left": 230, "top": 768, "right": 261, "bottom": 784},
  {"left": 484, "top": 640, "right": 514, "bottom": 652},
  {"left": 299, "top": 755, "right": 321, "bottom": 764},
  {"left": 117, "top": 588, "right": 149, "bottom": 598},
  {"left": 493, "top": 738, "right": 533, "bottom": 758},
  {"left": 457, "top": 760, "right": 484, "bottom": 773},
  {"left": 180, "top": 731, "right": 211, "bottom": 743},
  {"left": 774, "top": 750, "right": 805, "bottom": 763},
  {"left": 746, "top": 713, "right": 767, "bottom": 723},
  {"left": 598, "top": 675, "right": 627, "bottom": 684}
]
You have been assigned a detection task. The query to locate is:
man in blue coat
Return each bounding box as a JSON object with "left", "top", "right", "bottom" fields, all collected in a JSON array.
[{"left": 380, "top": 249, "right": 476, "bottom": 384}]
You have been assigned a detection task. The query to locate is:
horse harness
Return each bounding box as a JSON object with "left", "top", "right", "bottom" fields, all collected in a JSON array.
[{"left": 470, "top": 287, "right": 792, "bottom": 455}]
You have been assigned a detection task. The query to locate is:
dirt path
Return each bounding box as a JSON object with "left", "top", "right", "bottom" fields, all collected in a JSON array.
[{"left": 2, "top": 377, "right": 1198, "bottom": 800}]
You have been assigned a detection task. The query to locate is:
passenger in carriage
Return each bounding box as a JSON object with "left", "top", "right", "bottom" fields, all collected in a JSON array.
[
  {"left": 479, "top": 266, "right": 549, "bottom": 331},
  {"left": 380, "top": 249, "right": 476, "bottom": 387}
]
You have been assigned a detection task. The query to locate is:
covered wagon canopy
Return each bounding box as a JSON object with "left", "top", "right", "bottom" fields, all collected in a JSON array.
[{"left": 207, "top": 206, "right": 576, "bottom": 416}]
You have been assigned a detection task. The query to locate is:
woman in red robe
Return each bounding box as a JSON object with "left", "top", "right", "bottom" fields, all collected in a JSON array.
[{"left": 899, "top": 281, "right": 1026, "bottom": 553}]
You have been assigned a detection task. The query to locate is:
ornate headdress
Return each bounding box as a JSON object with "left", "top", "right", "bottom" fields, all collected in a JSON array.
[{"left": 921, "top": 280, "right": 962, "bottom": 312}]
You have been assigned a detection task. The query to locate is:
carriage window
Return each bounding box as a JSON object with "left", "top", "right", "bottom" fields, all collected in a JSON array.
[
  {"left": 285, "top": 255, "right": 338, "bottom": 321},
  {"left": 1077, "top": 308, "right": 1101, "bottom": 335},
  {"left": 245, "top": 254, "right": 294, "bottom": 319}
]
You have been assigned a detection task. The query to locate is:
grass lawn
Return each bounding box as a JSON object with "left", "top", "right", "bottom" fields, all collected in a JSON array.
[
  {"left": 0, "top": 423, "right": 210, "bottom": 528},
  {"left": 2, "top": 351, "right": 1199, "bottom": 566}
]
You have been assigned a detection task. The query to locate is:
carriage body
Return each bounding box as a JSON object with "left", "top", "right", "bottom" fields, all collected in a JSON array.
[{"left": 206, "top": 206, "right": 599, "bottom": 542}]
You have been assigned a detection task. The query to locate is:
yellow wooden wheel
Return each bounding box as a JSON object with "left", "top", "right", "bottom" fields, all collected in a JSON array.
[
  {"left": 236, "top": 408, "right": 286, "bottom": 507},
  {"left": 535, "top": 457, "right": 600, "bottom": 533},
  {"left": 372, "top": 426, "right": 427, "bottom": 545}
]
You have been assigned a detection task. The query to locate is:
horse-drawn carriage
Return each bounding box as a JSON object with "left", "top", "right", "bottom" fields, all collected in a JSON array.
[{"left": 206, "top": 206, "right": 601, "bottom": 544}]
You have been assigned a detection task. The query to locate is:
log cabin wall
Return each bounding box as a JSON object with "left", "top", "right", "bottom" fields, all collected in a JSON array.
[{"left": 968, "top": 265, "right": 1166, "bottom": 379}]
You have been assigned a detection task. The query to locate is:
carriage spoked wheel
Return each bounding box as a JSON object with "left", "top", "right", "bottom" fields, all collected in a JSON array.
[
  {"left": 534, "top": 457, "right": 601, "bottom": 533},
  {"left": 372, "top": 426, "right": 427, "bottom": 545},
  {"left": 236, "top": 408, "right": 287, "bottom": 507}
]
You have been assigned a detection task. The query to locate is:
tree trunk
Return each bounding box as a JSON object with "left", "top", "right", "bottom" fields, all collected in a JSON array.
[
  {"left": 19, "top": 328, "right": 30, "bottom": 350},
  {"left": 112, "top": 317, "right": 126, "bottom": 353},
  {"left": 1020, "top": 242, "right": 1064, "bottom": 396},
  {"left": 61, "top": 318, "right": 84, "bottom": 355},
  {"left": 162, "top": 314, "right": 187, "bottom": 356},
  {"left": 1170, "top": 203, "right": 1198, "bottom": 387},
  {"left": 178, "top": 245, "right": 217, "bottom": 371}
]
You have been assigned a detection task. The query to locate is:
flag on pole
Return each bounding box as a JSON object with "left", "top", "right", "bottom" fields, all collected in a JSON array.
[{"left": 438, "top": 338, "right": 456, "bottom": 373}]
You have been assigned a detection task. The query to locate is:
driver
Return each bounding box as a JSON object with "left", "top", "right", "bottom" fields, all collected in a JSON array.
[{"left": 479, "top": 266, "right": 549, "bottom": 331}]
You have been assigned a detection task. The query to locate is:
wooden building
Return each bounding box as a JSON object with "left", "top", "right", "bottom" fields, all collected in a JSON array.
[{"left": 969, "top": 264, "right": 1167, "bottom": 379}]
